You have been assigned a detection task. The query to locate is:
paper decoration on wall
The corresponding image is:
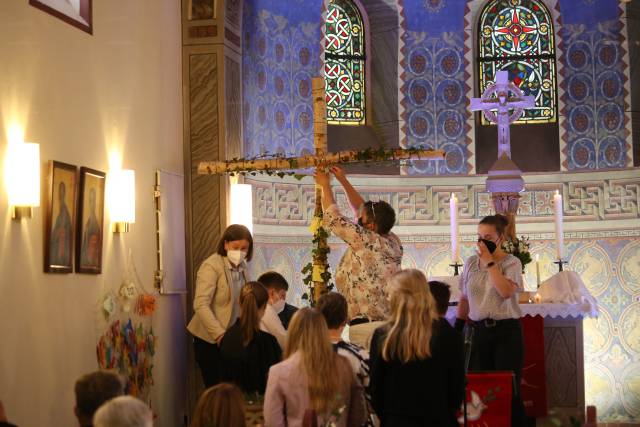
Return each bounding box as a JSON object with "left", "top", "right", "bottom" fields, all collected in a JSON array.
[
  {"left": 119, "top": 280, "right": 137, "bottom": 313},
  {"left": 96, "top": 319, "right": 156, "bottom": 397},
  {"left": 101, "top": 293, "right": 117, "bottom": 320},
  {"left": 134, "top": 294, "right": 156, "bottom": 317},
  {"left": 120, "top": 248, "right": 156, "bottom": 317}
]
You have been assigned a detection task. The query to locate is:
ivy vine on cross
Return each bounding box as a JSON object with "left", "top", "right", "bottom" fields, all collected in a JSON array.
[{"left": 198, "top": 77, "right": 445, "bottom": 304}]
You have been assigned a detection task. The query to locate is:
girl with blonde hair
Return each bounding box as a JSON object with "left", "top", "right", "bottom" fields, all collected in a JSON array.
[
  {"left": 263, "top": 307, "right": 366, "bottom": 427},
  {"left": 219, "top": 282, "right": 281, "bottom": 394},
  {"left": 370, "top": 269, "right": 465, "bottom": 426}
]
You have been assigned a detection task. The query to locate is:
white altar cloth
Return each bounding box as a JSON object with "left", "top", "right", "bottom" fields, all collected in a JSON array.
[{"left": 433, "top": 271, "right": 598, "bottom": 320}]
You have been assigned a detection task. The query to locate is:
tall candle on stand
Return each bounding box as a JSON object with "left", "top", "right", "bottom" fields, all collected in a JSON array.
[
  {"left": 450, "top": 193, "right": 459, "bottom": 263},
  {"left": 535, "top": 254, "right": 541, "bottom": 287},
  {"left": 553, "top": 190, "right": 564, "bottom": 260}
]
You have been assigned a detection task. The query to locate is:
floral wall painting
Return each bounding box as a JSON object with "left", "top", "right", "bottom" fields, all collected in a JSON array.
[
  {"left": 44, "top": 161, "right": 77, "bottom": 273},
  {"left": 76, "top": 167, "right": 105, "bottom": 274},
  {"left": 29, "top": 0, "right": 93, "bottom": 34}
]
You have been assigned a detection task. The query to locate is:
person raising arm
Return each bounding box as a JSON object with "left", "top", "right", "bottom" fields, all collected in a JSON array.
[{"left": 315, "top": 166, "right": 402, "bottom": 348}]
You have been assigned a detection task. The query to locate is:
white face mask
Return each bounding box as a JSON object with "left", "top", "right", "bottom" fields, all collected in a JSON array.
[
  {"left": 271, "top": 298, "right": 286, "bottom": 314},
  {"left": 227, "top": 250, "right": 247, "bottom": 266}
]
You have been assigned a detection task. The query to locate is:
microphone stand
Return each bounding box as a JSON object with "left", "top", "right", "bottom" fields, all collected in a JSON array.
[{"left": 463, "top": 325, "right": 474, "bottom": 427}]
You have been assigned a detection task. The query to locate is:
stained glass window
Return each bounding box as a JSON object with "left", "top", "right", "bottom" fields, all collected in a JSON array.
[
  {"left": 324, "top": 0, "right": 365, "bottom": 125},
  {"left": 478, "top": 0, "right": 556, "bottom": 124}
]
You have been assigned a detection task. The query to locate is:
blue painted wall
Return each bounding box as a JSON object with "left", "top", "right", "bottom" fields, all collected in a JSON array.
[
  {"left": 242, "top": 0, "right": 631, "bottom": 172},
  {"left": 243, "top": 0, "right": 322, "bottom": 158},
  {"left": 561, "top": 18, "right": 629, "bottom": 169},
  {"left": 402, "top": 0, "right": 469, "bottom": 174}
]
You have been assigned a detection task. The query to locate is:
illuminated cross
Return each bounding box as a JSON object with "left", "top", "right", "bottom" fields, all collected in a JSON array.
[
  {"left": 470, "top": 70, "right": 535, "bottom": 159},
  {"left": 199, "top": 77, "right": 444, "bottom": 300}
]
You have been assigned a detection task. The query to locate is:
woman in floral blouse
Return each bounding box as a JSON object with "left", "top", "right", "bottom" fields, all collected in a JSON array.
[{"left": 315, "top": 167, "right": 403, "bottom": 330}]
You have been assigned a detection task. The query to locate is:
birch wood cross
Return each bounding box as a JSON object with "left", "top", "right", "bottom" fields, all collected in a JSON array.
[{"left": 198, "top": 77, "right": 445, "bottom": 302}]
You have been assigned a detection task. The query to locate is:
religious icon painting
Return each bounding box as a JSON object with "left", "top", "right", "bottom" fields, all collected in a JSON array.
[
  {"left": 44, "top": 161, "right": 78, "bottom": 273},
  {"left": 188, "top": 0, "right": 215, "bottom": 20},
  {"left": 29, "top": 0, "right": 92, "bottom": 34},
  {"left": 76, "top": 167, "right": 106, "bottom": 274}
]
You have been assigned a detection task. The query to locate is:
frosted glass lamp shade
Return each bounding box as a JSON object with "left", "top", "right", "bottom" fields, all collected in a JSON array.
[
  {"left": 6, "top": 142, "right": 40, "bottom": 210},
  {"left": 230, "top": 183, "right": 253, "bottom": 234},
  {"left": 108, "top": 169, "right": 136, "bottom": 224}
]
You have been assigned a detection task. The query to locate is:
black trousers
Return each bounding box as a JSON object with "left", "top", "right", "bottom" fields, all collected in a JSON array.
[
  {"left": 193, "top": 336, "right": 222, "bottom": 388},
  {"left": 470, "top": 319, "right": 526, "bottom": 427}
]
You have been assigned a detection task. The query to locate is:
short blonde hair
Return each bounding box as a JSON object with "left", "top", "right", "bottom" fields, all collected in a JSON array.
[{"left": 382, "top": 269, "right": 437, "bottom": 363}]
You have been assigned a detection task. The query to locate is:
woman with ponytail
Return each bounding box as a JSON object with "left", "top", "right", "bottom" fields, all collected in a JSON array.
[
  {"left": 263, "top": 308, "right": 366, "bottom": 427},
  {"left": 369, "top": 269, "right": 465, "bottom": 426},
  {"left": 219, "top": 282, "right": 281, "bottom": 394},
  {"left": 458, "top": 213, "right": 526, "bottom": 426}
]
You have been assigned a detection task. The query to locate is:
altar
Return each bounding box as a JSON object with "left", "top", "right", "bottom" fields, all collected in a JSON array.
[{"left": 439, "top": 271, "right": 599, "bottom": 424}]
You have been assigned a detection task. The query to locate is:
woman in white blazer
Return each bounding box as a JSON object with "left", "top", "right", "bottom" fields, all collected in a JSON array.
[{"left": 187, "top": 224, "right": 253, "bottom": 387}]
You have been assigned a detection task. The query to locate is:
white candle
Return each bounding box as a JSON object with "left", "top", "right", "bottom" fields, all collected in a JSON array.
[
  {"left": 450, "top": 193, "right": 459, "bottom": 263},
  {"left": 535, "top": 254, "right": 541, "bottom": 287},
  {"left": 553, "top": 190, "right": 564, "bottom": 260}
]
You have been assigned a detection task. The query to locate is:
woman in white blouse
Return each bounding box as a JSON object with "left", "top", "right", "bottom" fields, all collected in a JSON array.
[
  {"left": 459, "top": 214, "right": 526, "bottom": 426},
  {"left": 187, "top": 224, "right": 253, "bottom": 387}
]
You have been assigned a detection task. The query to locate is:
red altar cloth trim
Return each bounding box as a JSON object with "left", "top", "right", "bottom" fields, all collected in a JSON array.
[{"left": 521, "top": 315, "right": 548, "bottom": 418}]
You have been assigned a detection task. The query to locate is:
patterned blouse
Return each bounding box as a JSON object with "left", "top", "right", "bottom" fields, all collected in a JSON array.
[
  {"left": 323, "top": 204, "right": 403, "bottom": 321},
  {"left": 460, "top": 254, "right": 523, "bottom": 321},
  {"left": 334, "top": 340, "right": 377, "bottom": 427}
]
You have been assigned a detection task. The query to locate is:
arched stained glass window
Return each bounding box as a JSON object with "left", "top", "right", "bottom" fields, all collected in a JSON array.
[
  {"left": 324, "top": 0, "right": 366, "bottom": 125},
  {"left": 478, "top": 0, "right": 556, "bottom": 124}
]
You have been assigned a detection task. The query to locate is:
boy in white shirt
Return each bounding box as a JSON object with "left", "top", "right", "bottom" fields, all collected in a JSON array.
[{"left": 257, "top": 271, "right": 298, "bottom": 349}]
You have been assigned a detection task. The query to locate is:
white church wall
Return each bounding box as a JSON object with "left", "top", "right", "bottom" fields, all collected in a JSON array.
[{"left": 0, "top": 1, "right": 186, "bottom": 426}]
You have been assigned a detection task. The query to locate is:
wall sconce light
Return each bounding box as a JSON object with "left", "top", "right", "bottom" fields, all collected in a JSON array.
[
  {"left": 5, "top": 142, "right": 40, "bottom": 220},
  {"left": 229, "top": 175, "right": 253, "bottom": 234},
  {"left": 108, "top": 169, "right": 135, "bottom": 233}
]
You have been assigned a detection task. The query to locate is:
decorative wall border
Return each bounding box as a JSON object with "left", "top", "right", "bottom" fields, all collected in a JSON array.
[
  {"left": 247, "top": 169, "right": 640, "bottom": 226},
  {"left": 252, "top": 227, "right": 640, "bottom": 244},
  {"left": 462, "top": 0, "right": 478, "bottom": 174},
  {"left": 619, "top": 0, "right": 635, "bottom": 166},
  {"left": 398, "top": 0, "right": 408, "bottom": 152},
  {"left": 318, "top": 1, "right": 328, "bottom": 79}
]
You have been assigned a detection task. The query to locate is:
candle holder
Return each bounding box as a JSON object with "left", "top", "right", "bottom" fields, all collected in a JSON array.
[
  {"left": 554, "top": 259, "right": 567, "bottom": 272},
  {"left": 450, "top": 262, "right": 463, "bottom": 276}
]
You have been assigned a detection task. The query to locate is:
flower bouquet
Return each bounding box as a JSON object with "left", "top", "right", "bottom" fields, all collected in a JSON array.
[{"left": 502, "top": 236, "right": 532, "bottom": 272}]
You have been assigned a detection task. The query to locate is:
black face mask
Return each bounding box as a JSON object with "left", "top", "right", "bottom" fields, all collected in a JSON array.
[{"left": 479, "top": 238, "right": 497, "bottom": 254}]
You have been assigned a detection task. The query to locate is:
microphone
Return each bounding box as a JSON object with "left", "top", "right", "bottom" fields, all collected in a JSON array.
[
  {"left": 463, "top": 325, "right": 474, "bottom": 375},
  {"left": 462, "top": 324, "right": 474, "bottom": 427},
  {"left": 464, "top": 324, "right": 474, "bottom": 347}
]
